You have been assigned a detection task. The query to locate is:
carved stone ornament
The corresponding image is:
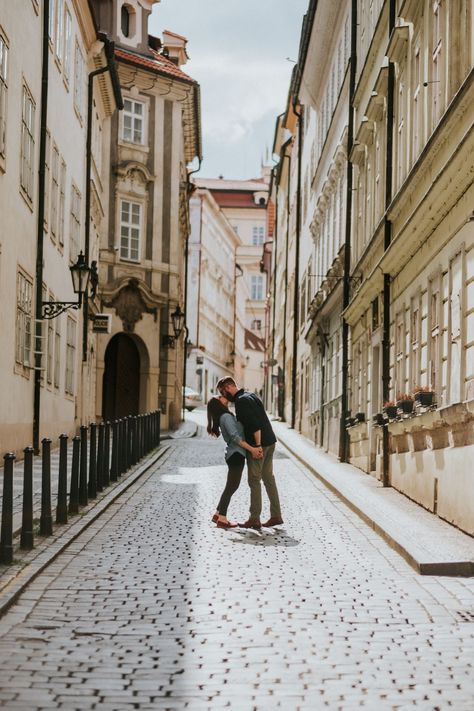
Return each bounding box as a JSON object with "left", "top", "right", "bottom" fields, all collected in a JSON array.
[{"left": 108, "top": 280, "right": 157, "bottom": 332}]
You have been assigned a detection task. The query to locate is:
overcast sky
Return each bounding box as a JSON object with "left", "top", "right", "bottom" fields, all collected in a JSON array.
[{"left": 149, "top": 0, "right": 309, "bottom": 180}]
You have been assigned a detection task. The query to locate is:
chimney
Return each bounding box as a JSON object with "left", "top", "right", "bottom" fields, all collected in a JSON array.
[{"left": 162, "top": 30, "right": 189, "bottom": 66}]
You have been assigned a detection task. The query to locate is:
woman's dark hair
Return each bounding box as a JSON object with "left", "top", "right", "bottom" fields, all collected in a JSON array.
[{"left": 207, "top": 397, "right": 229, "bottom": 436}]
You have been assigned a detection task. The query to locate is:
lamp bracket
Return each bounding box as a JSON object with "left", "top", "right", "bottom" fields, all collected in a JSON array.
[
  {"left": 41, "top": 300, "right": 81, "bottom": 320},
  {"left": 161, "top": 334, "right": 176, "bottom": 348}
]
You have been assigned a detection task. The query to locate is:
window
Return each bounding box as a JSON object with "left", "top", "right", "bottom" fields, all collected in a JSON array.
[
  {"left": 15, "top": 271, "right": 33, "bottom": 367},
  {"left": 47, "top": 307, "right": 54, "bottom": 384},
  {"left": 55, "top": 0, "right": 64, "bottom": 62},
  {"left": 0, "top": 31, "right": 8, "bottom": 159},
  {"left": 58, "top": 159, "right": 66, "bottom": 245},
  {"left": 40, "top": 285, "right": 47, "bottom": 383},
  {"left": 65, "top": 317, "right": 76, "bottom": 394},
  {"left": 122, "top": 98, "right": 145, "bottom": 144},
  {"left": 70, "top": 183, "right": 81, "bottom": 261},
  {"left": 251, "top": 319, "right": 262, "bottom": 331},
  {"left": 44, "top": 131, "right": 51, "bottom": 229},
  {"left": 54, "top": 317, "right": 61, "bottom": 389},
  {"left": 431, "top": 0, "right": 446, "bottom": 125},
  {"left": 63, "top": 8, "right": 72, "bottom": 83},
  {"left": 20, "top": 84, "right": 35, "bottom": 201},
  {"left": 49, "top": 0, "right": 56, "bottom": 40},
  {"left": 121, "top": 5, "right": 130, "bottom": 36},
  {"left": 120, "top": 199, "right": 141, "bottom": 261},
  {"left": 252, "top": 225, "right": 265, "bottom": 246},
  {"left": 74, "top": 42, "right": 85, "bottom": 119},
  {"left": 251, "top": 274, "right": 264, "bottom": 301},
  {"left": 50, "top": 143, "right": 59, "bottom": 240}
]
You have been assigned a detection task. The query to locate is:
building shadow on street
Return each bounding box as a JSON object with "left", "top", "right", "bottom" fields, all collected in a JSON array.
[{"left": 228, "top": 528, "right": 299, "bottom": 547}]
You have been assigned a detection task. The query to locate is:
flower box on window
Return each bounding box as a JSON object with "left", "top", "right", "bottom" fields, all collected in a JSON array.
[
  {"left": 396, "top": 394, "right": 414, "bottom": 415},
  {"left": 383, "top": 402, "right": 398, "bottom": 420},
  {"left": 373, "top": 413, "right": 385, "bottom": 427},
  {"left": 413, "top": 386, "right": 435, "bottom": 408}
]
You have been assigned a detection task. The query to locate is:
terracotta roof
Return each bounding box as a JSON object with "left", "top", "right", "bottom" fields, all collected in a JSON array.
[
  {"left": 211, "top": 191, "right": 263, "bottom": 209},
  {"left": 196, "top": 177, "right": 269, "bottom": 191},
  {"left": 115, "top": 47, "right": 196, "bottom": 84},
  {"left": 245, "top": 329, "right": 265, "bottom": 352}
]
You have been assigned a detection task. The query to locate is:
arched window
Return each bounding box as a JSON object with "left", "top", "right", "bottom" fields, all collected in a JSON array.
[{"left": 121, "top": 5, "right": 130, "bottom": 37}]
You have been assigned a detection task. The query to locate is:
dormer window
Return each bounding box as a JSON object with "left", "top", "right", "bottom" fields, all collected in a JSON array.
[{"left": 120, "top": 3, "right": 136, "bottom": 39}]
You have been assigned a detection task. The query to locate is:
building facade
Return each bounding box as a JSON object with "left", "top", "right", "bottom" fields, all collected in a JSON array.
[
  {"left": 93, "top": 0, "right": 202, "bottom": 430},
  {"left": 0, "top": 0, "right": 121, "bottom": 454},
  {"left": 267, "top": 0, "right": 474, "bottom": 535},
  {"left": 196, "top": 174, "right": 270, "bottom": 395},
  {"left": 186, "top": 187, "right": 240, "bottom": 401}
]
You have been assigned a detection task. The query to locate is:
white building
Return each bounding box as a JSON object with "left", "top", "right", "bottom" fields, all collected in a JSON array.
[
  {"left": 186, "top": 187, "right": 240, "bottom": 401},
  {"left": 0, "top": 0, "right": 121, "bottom": 453}
]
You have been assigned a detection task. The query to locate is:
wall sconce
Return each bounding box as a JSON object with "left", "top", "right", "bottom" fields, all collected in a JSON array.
[
  {"left": 41, "top": 252, "right": 91, "bottom": 319},
  {"left": 162, "top": 305, "right": 185, "bottom": 348}
]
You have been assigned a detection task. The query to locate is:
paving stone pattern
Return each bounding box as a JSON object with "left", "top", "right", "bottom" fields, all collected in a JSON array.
[{"left": 0, "top": 431, "right": 473, "bottom": 710}]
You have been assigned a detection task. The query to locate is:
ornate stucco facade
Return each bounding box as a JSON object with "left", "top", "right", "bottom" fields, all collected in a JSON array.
[
  {"left": 267, "top": 0, "right": 474, "bottom": 535},
  {"left": 93, "top": 0, "right": 201, "bottom": 430}
]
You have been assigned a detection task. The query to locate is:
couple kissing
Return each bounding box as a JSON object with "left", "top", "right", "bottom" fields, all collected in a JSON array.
[{"left": 206, "top": 377, "right": 283, "bottom": 531}]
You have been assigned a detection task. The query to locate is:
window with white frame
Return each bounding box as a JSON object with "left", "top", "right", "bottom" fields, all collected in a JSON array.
[
  {"left": 0, "top": 31, "right": 8, "bottom": 159},
  {"left": 50, "top": 143, "right": 59, "bottom": 240},
  {"left": 44, "top": 130, "right": 51, "bottom": 229},
  {"left": 49, "top": 0, "right": 56, "bottom": 41},
  {"left": 412, "top": 40, "right": 422, "bottom": 162},
  {"left": 65, "top": 316, "right": 76, "bottom": 394},
  {"left": 120, "top": 199, "right": 141, "bottom": 261},
  {"left": 55, "top": 0, "right": 64, "bottom": 62},
  {"left": 15, "top": 270, "right": 33, "bottom": 367},
  {"left": 428, "top": 273, "right": 442, "bottom": 395},
  {"left": 54, "top": 316, "right": 61, "bottom": 389},
  {"left": 74, "top": 42, "right": 85, "bottom": 119},
  {"left": 251, "top": 274, "right": 264, "bottom": 301},
  {"left": 395, "top": 308, "right": 406, "bottom": 394},
  {"left": 70, "top": 183, "right": 81, "bottom": 261},
  {"left": 47, "top": 306, "right": 54, "bottom": 384},
  {"left": 252, "top": 225, "right": 265, "bottom": 246},
  {"left": 251, "top": 319, "right": 262, "bottom": 331},
  {"left": 409, "top": 293, "right": 421, "bottom": 390},
  {"left": 122, "top": 98, "right": 145, "bottom": 144},
  {"left": 58, "top": 159, "right": 66, "bottom": 245},
  {"left": 20, "top": 84, "right": 35, "bottom": 201},
  {"left": 63, "top": 7, "right": 72, "bottom": 83}
]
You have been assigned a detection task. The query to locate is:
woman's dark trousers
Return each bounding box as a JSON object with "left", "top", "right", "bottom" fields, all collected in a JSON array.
[{"left": 217, "top": 452, "right": 245, "bottom": 516}]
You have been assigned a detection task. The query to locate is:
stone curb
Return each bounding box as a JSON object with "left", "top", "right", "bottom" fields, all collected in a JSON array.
[
  {"left": 0, "top": 445, "right": 171, "bottom": 617},
  {"left": 274, "top": 425, "right": 474, "bottom": 577}
]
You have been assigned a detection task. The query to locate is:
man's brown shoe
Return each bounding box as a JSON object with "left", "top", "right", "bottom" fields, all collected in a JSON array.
[
  {"left": 238, "top": 519, "right": 262, "bottom": 530},
  {"left": 262, "top": 517, "right": 284, "bottom": 527}
]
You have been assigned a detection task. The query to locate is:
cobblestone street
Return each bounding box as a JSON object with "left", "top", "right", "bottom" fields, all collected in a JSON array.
[{"left": 0, "top": 424, "right": 473, "bottom": 710}]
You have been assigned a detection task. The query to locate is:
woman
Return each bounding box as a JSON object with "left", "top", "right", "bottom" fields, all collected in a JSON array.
[{"left": 207, "top": 395, "right": 262, "bottom": 529}]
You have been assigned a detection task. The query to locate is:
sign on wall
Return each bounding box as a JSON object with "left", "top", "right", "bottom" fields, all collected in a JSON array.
[{"left": 92, "top": 314, "right": 112, "bottom": 334}]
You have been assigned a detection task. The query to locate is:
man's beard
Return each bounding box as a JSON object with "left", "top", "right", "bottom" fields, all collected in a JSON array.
[{"left": 225, "top": 390, "right": 235, "bottom": 402}]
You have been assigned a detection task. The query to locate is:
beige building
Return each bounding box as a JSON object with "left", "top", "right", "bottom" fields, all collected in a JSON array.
[
  {"left": 0, "top": 0, "right": 121, "bottom": 454},
  {"left": 186, "top": 186, "right": 241, "bottom": 401},
  {"left": 196, "top": 174, "right": 271, "bottom": 395},
  {"left": 267, "top": 0, "right": 474, "bottom": 535},
  {"left": 93, "top": 0, "right": 202, "bottom": 430}
]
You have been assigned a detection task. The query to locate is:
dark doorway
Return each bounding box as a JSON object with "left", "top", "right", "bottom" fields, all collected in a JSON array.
[{"left": 103, "top": 334, "right": 140, "bottom": 420}]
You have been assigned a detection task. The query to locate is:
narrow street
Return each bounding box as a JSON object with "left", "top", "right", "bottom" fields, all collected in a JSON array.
[{"left": 0, "top": 416, "right": 473, "bottom": 710}]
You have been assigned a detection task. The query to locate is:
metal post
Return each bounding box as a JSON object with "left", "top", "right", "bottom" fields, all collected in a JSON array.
[
  {"left": 21, "top": 447, "right": 34, "bottom": 550},
  {"left": 56, "top": 434, "right": 68, "bottom": 524},
  {"left": 0, "top": 453, "right": 15, "bottom": 564},
  {"left": 119, "top": 418, "right": 125, "bottom": 474},
  {"left": 110, "top": 420, "right": 118, "bottom": 481},
  {"left": 40, "top": 438, "right": 53, "bottom": 536},
  {"left": 97, "top": 422, "right": 105, "bottom": 493},
  {"left": 157, "top": 411, "right": 161, "bottom": 447},
  {"left": 88, "top": 422, "right": 97, "bottom": 498},
  {"left": 104, "top": 422, "right": 111, "bottom": 486},
  {"left": 79, "top": 425, "right": 88, "bottom": 506},
  {"left": 69, "top": 435, "right": 80, "bottom": 514}
]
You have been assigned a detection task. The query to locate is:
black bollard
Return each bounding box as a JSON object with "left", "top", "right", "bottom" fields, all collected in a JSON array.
[
  {"left": 156, "top": 410, "right": 161, "bottom": 447},
  {"left": 88, "top": 422, "right": 97, "bottom": 498},
  {"left": 40, "top": 438, "right": 53, "bottom": 536},
  {"left": 97, "top": 422, "right": 105, "bottom": 493},
  {"left": 21, "top": 447, "right": 34, "bottom": 550},
  {"left": 69, "top": 436, "right": 80, "bottom": 514},
  {"left": 56, "top": 434, "right": 68, "bottom": 525},
  {"left": 120, "top": 418, "right": 127, "bottom": 473},
  {"left": 104, "top": 422, "right": 111, "bottom": 487},
  {"left": 110, "top": 421, "right": 118, "bottom": 482},
  {"left": 0, "top": 453, "right": 15, "bottom": 564},
  {"left": 132, "top": 416, "right": 138, "bottom": 465},
  {"left": 79, "top": 425, "right": 88, "bottom": 506}
]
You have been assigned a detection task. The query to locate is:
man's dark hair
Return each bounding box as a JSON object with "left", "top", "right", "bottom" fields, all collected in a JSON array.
[
  {"left": 207, "top": 397, "right": 229, "bottom": 436},
  {"left": 216, "top": 376, "right": 236, "bottom": 391}
]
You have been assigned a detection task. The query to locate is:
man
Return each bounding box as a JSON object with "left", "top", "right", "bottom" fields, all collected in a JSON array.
[{"left": 216, "top": 377, "right": 283, "bottom": 530}]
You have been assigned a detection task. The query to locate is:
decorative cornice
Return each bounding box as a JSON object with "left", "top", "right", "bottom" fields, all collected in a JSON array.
[{"left": 101, "top": 276, "right": 162, "bottom": 332}]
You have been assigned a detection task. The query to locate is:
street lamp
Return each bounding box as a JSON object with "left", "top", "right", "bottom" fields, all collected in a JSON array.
[
  {"left": 162, "top": 305, "right": 185, "bottom": 347},
  {"left": 41, "top": 252, "right": 91, "bottom": 319}
]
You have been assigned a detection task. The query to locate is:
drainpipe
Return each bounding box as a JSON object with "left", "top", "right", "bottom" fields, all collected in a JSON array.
[
  {"left": 83, "top": 36, "right": 123, "bottom": 363},
  {"left": 291, "top": 101, "right": 303, "bottom": 430},
  {"left": 33, "top": 0, "right": 50, "bottom": 453},
  {"left": 271, "top": 179, "right": 278, "bottom": 413},
  {"left": 382, "top": 0, "right": 396, "bottom": 487},
  {"left": 182, "top": 159, "right": 202, "bottom": 419},
  {"left": 318, "top": 327, "right": 328, "bottom": 448},
  {"left": 338, "top": 0, "right": 357, "bottom": 462},
  {"left": 282, "top": 151, "right": 292, "bottom": 422}
]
